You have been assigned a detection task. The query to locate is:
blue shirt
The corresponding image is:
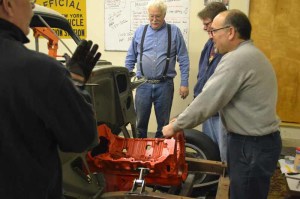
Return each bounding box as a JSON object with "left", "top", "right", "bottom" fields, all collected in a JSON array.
[
  {"left": 125, "top": 23, "right": 190, "bottom": 87},
  {"left": 193, "top": 39, "right": 223, "bottom": 97}
]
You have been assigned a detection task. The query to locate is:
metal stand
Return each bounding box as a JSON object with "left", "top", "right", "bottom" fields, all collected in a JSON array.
[{"left": 129, "top": 168, "right": 150, "bottom": 194}]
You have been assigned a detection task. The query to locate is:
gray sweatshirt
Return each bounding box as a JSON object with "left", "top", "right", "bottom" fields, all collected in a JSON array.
[{"left": 173, "top": 40, "right": 280, "bottom": 136}]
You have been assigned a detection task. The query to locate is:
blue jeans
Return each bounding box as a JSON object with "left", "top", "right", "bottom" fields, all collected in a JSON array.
[
  {"left": 203, "top": 116, "right": 227, "bottom": 162},
  {"left": 227, "top": 131, "right": 281, "bottom": 199},
  {"left": 135, "top": 79, "right": 174, "bottom": 138}
]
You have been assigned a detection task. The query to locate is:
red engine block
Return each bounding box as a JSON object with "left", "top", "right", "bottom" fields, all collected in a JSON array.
[{"left": 86, "top": 124, "right": 188, "bottom": 192}]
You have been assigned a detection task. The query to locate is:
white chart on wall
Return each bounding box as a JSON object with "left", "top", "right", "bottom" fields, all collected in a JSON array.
[{"left": 105, "top": 0, "right": 189, "bottom": 51}]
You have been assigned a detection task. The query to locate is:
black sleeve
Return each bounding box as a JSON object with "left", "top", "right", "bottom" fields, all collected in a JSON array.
[{"left": 43, "top": 64, "right": 98, "bottom": 153}]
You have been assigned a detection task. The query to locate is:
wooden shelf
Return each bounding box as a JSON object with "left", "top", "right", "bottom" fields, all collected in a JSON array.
[{"left": 280, "top": 122, "right": 300, "bottom": 128}]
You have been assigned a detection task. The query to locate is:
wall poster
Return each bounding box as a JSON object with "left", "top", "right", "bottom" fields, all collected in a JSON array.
[{"left": 35, "top": 0, "right": 87, "bottom": 39}]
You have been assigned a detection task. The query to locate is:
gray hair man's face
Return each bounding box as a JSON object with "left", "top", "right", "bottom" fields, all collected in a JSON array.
[{"left": 148, "top": 6, "right": 166, "bottom": 30}]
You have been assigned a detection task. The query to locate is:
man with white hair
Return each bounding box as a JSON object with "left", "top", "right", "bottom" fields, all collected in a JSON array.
[{"left": 125, "top": 0, "right": 190, "bottom": 138}]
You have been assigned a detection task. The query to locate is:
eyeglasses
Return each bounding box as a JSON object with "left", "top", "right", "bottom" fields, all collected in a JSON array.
[
  {"left": 149, "top": 14, "right": 163, "bottom": 20},
  {"left": 208, "top": 26, "right": 231, "bottom": 36},
  {"left": 203, "top": 21, "right": 212, "bottom": 27}
]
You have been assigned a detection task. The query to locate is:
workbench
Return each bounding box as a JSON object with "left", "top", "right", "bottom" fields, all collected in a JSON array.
[{"left": 278, "top": 159, "right": 300, "bottom": 198}]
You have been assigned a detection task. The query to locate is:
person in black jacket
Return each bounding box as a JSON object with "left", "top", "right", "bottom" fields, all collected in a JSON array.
[{"left": 0, "top": 0, "right": 101, "bottom": 198}]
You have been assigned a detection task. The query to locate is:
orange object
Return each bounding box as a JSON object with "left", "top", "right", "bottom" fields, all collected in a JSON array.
[
  {"left": 32, "top": 27, "right": 59, "bottom": 58},
  {"left": 87, "top": 124, "right": 188, "bottom": 192}
]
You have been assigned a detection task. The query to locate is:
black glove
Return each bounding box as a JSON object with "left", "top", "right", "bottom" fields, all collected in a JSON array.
[{"left": 67, "top": 40, "right": 101, "bottom": 82}]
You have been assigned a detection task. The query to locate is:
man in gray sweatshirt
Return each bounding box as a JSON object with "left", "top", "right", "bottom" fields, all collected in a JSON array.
[{"left": 163, "top": 10, "right": 281, "bottom": 199}]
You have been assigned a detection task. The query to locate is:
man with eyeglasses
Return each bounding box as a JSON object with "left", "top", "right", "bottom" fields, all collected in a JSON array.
[
  {"left": 163, "top": 9, "right": 281, "bottom": 199},
  {"left": 194, "top": 2, "right": 227, "bottom": 162},
  {"left": 0, "top": 0, "right": 101, "bottom": 198},
  {"left": 125, "top": 0, "right": 190, "bottom": 138}
]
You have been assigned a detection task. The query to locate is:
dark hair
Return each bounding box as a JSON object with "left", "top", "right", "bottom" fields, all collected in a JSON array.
[
  {"left": 198, "top": 2, "right": 227, "bottom": 20},
  {"left": 224, "top": 9, "right": 252, "bottom": 40}
]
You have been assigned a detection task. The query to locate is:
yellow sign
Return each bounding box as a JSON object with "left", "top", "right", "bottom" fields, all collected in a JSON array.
[{"left": 36, "top": 0, "right": 86, "bottom": 39}]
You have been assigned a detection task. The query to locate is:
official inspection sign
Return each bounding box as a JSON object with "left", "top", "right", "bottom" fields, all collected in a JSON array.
[{"left": 36, "top": 0, "right": 87, "bottom": 39}]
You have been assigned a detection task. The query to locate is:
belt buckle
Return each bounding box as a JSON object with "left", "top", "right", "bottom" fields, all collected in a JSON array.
[{"left": 147, "top": 79, "right": 160, "bottom": 84}]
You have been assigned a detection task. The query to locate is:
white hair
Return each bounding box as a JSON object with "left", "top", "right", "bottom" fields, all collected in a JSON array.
[{"left": 147, "top": 0, "right": 167, "bottom": 15}]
